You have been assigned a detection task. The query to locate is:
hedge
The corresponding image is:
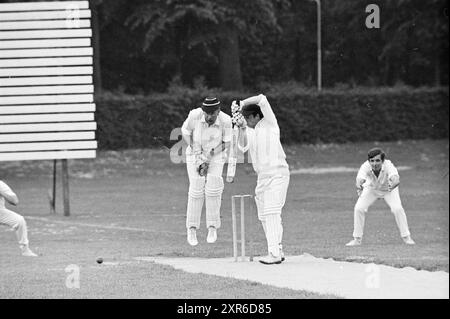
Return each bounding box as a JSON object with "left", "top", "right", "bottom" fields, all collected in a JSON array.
[{"left": 95, "top": 86, "right": 449, "bottom": 150}]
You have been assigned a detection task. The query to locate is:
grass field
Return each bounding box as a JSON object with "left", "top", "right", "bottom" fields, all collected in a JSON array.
[{"left": 0, "top": 139, "right": 448, "bottom": 298}]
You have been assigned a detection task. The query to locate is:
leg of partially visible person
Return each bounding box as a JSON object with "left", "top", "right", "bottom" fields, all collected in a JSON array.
[
  {"left": 185, "top": 156, "right": 206, "bottom": 246},
  {"left": 384, "top": 187, "right": 414, "bottom": 244},
  {"left": 204, "top": 160, "right": 225, "bottom": 243},
  {"left": 347, "top": 188, "right": 378, "bottom": 246},
  {"left": 0, "top": 207, "right": 37, "bottom": 256}
]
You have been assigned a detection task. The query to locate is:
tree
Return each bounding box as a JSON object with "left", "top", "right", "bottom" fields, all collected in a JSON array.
[
  {"left": 125, "top": 0, "right": 282, "bottom": 90},
  {"left": 378, "top": 0, "right": 448, "bottom": 86},
  {"left": 325, "top": 0, "right": 448, "bottom": 86}
]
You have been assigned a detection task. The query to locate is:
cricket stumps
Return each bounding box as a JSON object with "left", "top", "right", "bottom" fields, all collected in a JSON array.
[{"left": 231, "top": 194, "right": 254, "bottom": 262}]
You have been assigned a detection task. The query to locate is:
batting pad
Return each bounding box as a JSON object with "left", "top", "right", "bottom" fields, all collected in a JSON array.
[
  {"left": 186, "top": 177, "right": 205, "bottom": 229},
  {"left": 265, "top": 214, "right": 282, "bottom": 257},
  {"left": 188, "top": 177, "right": 205, "bottom": 198},
  {"left": 205, "top": 175, "right": 223, "bottom": 228}
]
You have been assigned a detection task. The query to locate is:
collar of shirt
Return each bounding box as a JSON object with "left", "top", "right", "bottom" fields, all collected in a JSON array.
[
  {"left": 370, "top": 165, "right": 385, "bottom": 178},
  {"left": 200, "top": 113, "right": 220, "bottom": 127}
]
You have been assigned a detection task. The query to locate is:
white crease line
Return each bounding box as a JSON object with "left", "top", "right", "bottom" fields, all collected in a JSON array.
[
  {"left": 290, "top": 166, "right": 412, "bottom": 175},
  {"left": 25, "top": 216, "right": 185, "bottom": 235}
]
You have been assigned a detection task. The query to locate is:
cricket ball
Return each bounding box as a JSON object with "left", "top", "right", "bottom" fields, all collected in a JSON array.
[{"left": 96, "top": 257, "right": 103, "bottom": 264}]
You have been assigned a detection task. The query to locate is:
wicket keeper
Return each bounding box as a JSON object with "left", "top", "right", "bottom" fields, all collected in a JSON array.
[
  {"left": 346, "top": 148, "right": 415, "bottom": 246},
  {"left": 234, "top": 94, "right": 290, "bottom": 265},
  {"left": 181, "top": 97, "right": 232, "bottom": 246},
  {"left": 0, "top": 179, "right": 38, "bottom": 256}
]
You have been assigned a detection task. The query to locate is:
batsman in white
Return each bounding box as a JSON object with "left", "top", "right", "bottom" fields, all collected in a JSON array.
[
  {"left": 181, "top": 97, "right": 232, "bottom": 246},
  {"left": 0, "top": 179, "right": 38, "bottom": 256},
  {"left": 346, "top": 148, "right": 415, "bottom": 246},
  {"left": 233, "top": 94, "right": 290, "bottom": 265}
]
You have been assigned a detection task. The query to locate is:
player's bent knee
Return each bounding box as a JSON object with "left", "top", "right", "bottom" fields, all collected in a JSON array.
[
  {"left": 12, "top": 215, "right": 26, "bottom": 230},
  {"left": 188, "top": 177, "right": 206, "bottom": 198},
  {"left": 258, "top": 209, "right": 282, "bottom": 220},
  {"left": 205, "top": 175, "right": 224, "bottom": 196}
]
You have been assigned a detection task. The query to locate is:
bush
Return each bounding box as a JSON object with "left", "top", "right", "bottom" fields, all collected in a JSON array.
[{"left": 95, "top": 86, "right": 449, "bottom": 150}]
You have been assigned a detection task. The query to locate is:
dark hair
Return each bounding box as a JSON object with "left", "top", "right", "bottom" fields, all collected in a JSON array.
[
  {"left": 241, "top": 104, "right": 264, "bottom": 119},
  {"left": 367, "top": 147, "right": 385, "bottom": 161}
]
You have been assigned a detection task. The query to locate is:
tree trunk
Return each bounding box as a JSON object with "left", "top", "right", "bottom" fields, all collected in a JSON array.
[
  {"left": 218, "top": 26, "right": 243, "bottom": 91},
  {"left": 434, "top": 54, "right": 441, "bottom": 86},
  {"left": 384, "top": 57, "right": 395, "bottom": 86}
]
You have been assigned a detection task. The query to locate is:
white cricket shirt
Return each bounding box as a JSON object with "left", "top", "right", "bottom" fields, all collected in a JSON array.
[
  {"left": 181, "top": 108, "right": 232, "bottom": 157},
  {"left": 239, "top": 95, "right": 289, "bottom": 177},
  {"left": 357, "top": 159, "right": 399, "bottom": 192}
]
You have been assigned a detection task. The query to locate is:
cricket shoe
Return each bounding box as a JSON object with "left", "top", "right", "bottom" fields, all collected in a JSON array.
[
  {"left": 187, "top": 228, "right": 198, "bottom": 246},
  {"left": 258, "top": 253, "right": 282, "bottom": 265},
  {"left": 206, "top": 227, "right": 217, "bottom": 243},
  {"left": 345, "top": 238, "right": 362, "bottom": 246},
  {"left": 402, "top": 235, "right": 415, "bottom": 245},
  {"left": 21, "top": 246, "right": 38, "bottom": 257}
]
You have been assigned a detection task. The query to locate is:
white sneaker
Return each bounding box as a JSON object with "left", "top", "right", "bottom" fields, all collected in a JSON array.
[
  {"left": 259, "top": 253, "right": 282, "bottom": 265},
  {"left": 402, "top": 235, "right": 415, "bottom": 245},
  {"left": 345, "top": 238, "right": 362, "bottom": 246},
  {"left": 187, "top": 228, "right": 198, "bottom": 246},
  {"left": 21, "top": 246, "right": 38, "bottom": 257},
  {"left": 206, "top": 227, "right": 217, "bottom": 243}
]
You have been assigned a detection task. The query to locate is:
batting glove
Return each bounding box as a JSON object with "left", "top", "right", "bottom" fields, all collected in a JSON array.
[
  {"left": 231, "top": 100, "right": 246, "bottom": 128},
  {"left": 356, "top": 187, "right": 363, "bottom": 197}
]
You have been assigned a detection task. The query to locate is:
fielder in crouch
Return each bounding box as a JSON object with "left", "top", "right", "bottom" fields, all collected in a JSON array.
[
  {"left": 234, "top": 94, "right": 290, "bottom": 265},
  {"left": 0, "top": 180, "right": 38, "bottom": 256},
  {"left": 346, "top": 148, "right": 415, "bottom": 246},
  {"left": 181, "top": 97, "right": 232, "bottom": 246}
]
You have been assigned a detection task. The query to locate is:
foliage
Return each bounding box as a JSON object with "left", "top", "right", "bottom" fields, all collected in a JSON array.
[
  {"left": 95, "top": 86, "right": 448, "bottom": 150},
  {"left": 0, "top": 0, "right": 447, "bottom": 91},
  {"left": 98, "top": 0, "right": 447, "bottom": 91},
  {"left": 121, "top": 0, "right": 283, "bottom": 89},
  {"left": 125, "top": 0, "right": 280, "bottom": 50}
]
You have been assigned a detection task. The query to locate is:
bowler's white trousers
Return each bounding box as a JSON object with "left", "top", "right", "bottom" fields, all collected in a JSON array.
[
  {"left": 353, "top": 187, "right": 411, "bottom": 238},
  {"left": 254, "top": 169, "right": 290, "bottom": 257},
  {"left": 0, "top": 207, "right": 29, "bottom": 247},
  {"left": 185, "top": 153, "right": 224, "bottom": 230}
]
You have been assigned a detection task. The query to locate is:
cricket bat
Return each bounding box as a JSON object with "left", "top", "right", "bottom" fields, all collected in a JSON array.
[{"left": 226, "top": 125, "right": 238, "bottom": 183}]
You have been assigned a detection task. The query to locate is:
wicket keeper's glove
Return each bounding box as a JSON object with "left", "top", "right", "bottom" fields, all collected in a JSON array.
[
  {"left": 197, "top": 162, "right": 209, "bottom": 176},
  {"left": 194, "top": 150, "right": 210, "bottom": 176},
  {"left": 356, "top": 187, "right": 363, "bottom": 197}
]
